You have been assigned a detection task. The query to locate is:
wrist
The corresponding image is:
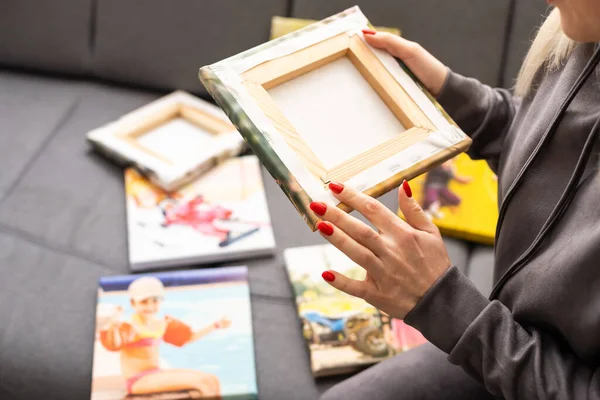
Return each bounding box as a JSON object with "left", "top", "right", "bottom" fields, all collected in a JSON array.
[{"left": 430, "top": 64, "right": 450, "bottom": 98}]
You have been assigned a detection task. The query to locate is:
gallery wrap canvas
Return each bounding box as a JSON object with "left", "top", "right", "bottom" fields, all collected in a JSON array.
[
  {"left": 400, "top": 153, "right": 499, "bottom": 245},
  {"left": 284, "top": 244, "right": 427, "bottom": 377},
  {"left": 125, "top": 156, "right": 275, "bottom": 271},
  {"left": 91, "top": 267, "right": 257, "bottom": 400},
  {"left": 87, "top": 91, "right": 245, "bottom": 191},
  {"left": 200, "top": 7, "right": 471, "bottom": 230}
]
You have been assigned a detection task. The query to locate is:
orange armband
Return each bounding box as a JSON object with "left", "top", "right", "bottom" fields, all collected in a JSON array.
[
  {"left": 99, "top": 322, "right": 135, "bottom": 351},
  {"left": 163, "top": 316, "right": 193, "bottom": 347}
]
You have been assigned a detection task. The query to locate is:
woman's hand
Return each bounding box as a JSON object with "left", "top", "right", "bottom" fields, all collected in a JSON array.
[
  {"left": 362, "top": 30, "right": 448, "bottom": 97},
  {"left": 310, "top": 181, "right": 451, "bottom": 319}
]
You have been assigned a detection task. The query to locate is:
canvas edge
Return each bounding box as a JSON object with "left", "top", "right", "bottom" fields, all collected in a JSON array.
[
  {"left": 86, "top": 90, "right": 246, "bottom": 192},
  {"left": 199, "top": 66, "right": 320, "bottom": 231}
]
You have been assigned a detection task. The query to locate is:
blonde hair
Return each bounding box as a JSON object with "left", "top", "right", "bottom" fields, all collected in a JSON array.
[{"left": 514, "top": 8, "right": 578, "bottom": 97}]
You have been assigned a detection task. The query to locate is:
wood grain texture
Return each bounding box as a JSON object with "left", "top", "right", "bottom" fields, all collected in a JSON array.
[
  {"left": 121, "top": 136, "right": 175, "bottom": 165},
  {"left": 178, "top": 103, "right": 234, "bottom": 134},
  {"left": 325, "top": 127, "right": 432, "bottom": 183},
  {"left": 112, "top": 101, "right": 232, "bottom": 165},
  {"left": 242, "top": 31, "right": 455, "bottom": 195},
  {"left": 242, "top": 80, "right": 328, "bottom": 180},
  {"left": 118, "top": 102, "right": 180, "bottom": 138},
  {"left": 347, "top": 36, "right": 435, "bottom": 131},
  {"left": 242, "top": 33, "right": 350, "bottom": 89},
  {"left": 335, "top": 136, "right": 473, "bottom": 215}
]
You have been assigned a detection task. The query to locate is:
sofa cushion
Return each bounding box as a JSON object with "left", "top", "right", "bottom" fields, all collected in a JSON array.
[
  {"left": 0, "top": 231, "right": 118, "bottom": 400},
  {"left": 0, "top": 82, "right": 160, "bottom": 269},
  {"left": 465, "top": 245, "right": 495, "bottom": 297},
  {"left": 0, "top": 1, "right": 93, "bottom": 74},
  {"left": 291, "top": 0, "right": 512, "bottom": 86},
  {"left": 92, "top": 0, "right": 288, "bottom": 95},
  {"left": 0, "top": 71, "right": 85, "bottom": 199},
  {"left": 503, "top": 2, "right": 552, "bottom": 88}
]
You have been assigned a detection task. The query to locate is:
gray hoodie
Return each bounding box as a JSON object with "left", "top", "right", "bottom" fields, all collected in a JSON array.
[{"left": 404, "top": 42, "right": 600, "bottom": 399}]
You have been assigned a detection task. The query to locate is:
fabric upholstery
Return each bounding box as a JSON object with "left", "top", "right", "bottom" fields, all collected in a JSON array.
[
  {"left": 465, "top": 245, "right": 495, "bottom": 297},
  {"left": 0, "top": 71, "right": 84, "bottom": 199},
  {"left": 0, "top": 231, "right": 119, "bottom": 400},
  {"left": 0, "top": 82, "right": 160, "bottom": 269},
  {"left": 0, "top": 0, "right": 93, "bottom": 74},
  {"left": 92, "top": 0, "right": 288, "bottom": 95},
  {"left": 291, "top": 0, "right": 512, "bottom": 86}
]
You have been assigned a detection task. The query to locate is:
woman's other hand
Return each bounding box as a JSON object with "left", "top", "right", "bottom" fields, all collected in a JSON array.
[
  {"left": 362, "top": 30, "right": 448, "bottom": 97},
  {"left": 311, "top": 181, "right": 451, "bottom": 319}
]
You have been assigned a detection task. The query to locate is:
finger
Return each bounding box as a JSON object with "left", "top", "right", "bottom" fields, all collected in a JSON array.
[
  {"left": 321, "top": 269, "right": 367, "bottom": 300},
  {"left": 316, "top": 221, "right": 384, "bottom": 276},
  {"left": 398, "top": 180, "right": 440, "bottom": 235},
  {"left": 310, "top": 201, "right": 389, "bottom": 256},
  {"left": 327, "top": 182, "right": 403, "bottom": 234},
  {"left": 362, "top": 31, "right": 419, "bottom": 62}
]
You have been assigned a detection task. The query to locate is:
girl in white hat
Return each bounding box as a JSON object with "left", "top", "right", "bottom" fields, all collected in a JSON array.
[{"left": 99, "top": 276, "right": 231, "bottom": 397}]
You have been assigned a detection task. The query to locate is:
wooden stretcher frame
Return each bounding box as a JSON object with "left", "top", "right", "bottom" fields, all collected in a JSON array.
[
  {"left": 199, "top": 6, "right": 472, "bottom": 231},
  {"left": 116, "top": 100, "right": 235, "bottom": 165},
  {"left": 87, "top": 90, "right": 244, "bottom": 192},
  {"left": 240, "top": 32, "right": 436, "bottom": 185}
]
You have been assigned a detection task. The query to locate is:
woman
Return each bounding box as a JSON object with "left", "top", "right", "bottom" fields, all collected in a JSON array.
[
  {"left": 100, "top": 276, "right": 231, "bottom": 397},
  {"left": 316, "top": 1, "right": 600, "bottom": 399}
]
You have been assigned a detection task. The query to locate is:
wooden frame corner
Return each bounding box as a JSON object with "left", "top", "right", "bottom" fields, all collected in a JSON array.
[
  {"left": 116, "top": 101, "right": 235, "bottom": 165},
  {"left": 240, "top": 33, "right": 437, "bottom": 184}
]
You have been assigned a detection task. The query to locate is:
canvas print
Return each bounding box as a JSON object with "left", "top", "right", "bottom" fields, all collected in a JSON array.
[
  {"left": 200, "top": 6, "right": 471, "bottom": 231},
  {"left": 284, "top": 244, "right": 427, "bottom": 377},
  {"left": 91, "top": 267, "right": 257, "bottom": 400},
  {"left": 126, "top": 156, "right": 275, "bottom": 270},
  {"left": 87, "top": 90, "right": 245, "bottom": 191},
  {"left": 401, "top": 153, "right": 499, "bottom": 244}
]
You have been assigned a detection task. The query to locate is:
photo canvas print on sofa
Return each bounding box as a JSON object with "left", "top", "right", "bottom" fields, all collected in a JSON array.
[{"left": 91, "top": 267, "right": 257, "bottom": 400}]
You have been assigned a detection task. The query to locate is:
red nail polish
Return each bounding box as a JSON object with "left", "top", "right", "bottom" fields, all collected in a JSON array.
[
  {"left": 317, "top": 221, "right": 334, "bottom": 236},
  {"left": 322, "top": 271, "right": 336, "bottom": 282},
  {"left": 402, "top": 180, "right": 412, "bottom": 198},
  {"left": 309, "top": 202, "right": 327, "bottom": 216},
  {"left": 329, "top": 182, "right": 344, "bottom": 194},
  {"left": 362, "top": 29, "right": 376, "bottom": 35}
]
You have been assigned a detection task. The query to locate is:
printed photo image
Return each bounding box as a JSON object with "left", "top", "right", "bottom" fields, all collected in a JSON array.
[
  {"left": 91, "top": 267, "right": 257, "bottom": 400},
  {"left": 284, "top": 244, "right": 427, "bottom": 377},
  {"left": 126, "top": 156, "right": 275, "bottom": 270},
  {"left": 403, "top": 152, "right": 499, "bottom": 245}
]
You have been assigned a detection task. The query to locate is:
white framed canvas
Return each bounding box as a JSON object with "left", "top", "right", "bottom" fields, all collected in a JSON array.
[
  {"left": 87, "top": 90, "right": 245, "bottom": 191},
  {"left": 125, "top": 155, "right": 275, "bottom": 271},
  {"left": 199, "top": 7, "right": 471, "bottom": 230}
]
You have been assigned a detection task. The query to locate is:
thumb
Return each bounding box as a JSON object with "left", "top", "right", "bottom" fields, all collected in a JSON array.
[
  {"left": 398, "top": 180, "right": 439, "bottom": 235},
  {"left": 363, "top": 32, "right": 418, "bottom": 61},
  {"left": 321, "top": 270, "right": 367, "bottom": 300},
  {"left": 363, "top": 31, "right": 448, "bottom": 97}
]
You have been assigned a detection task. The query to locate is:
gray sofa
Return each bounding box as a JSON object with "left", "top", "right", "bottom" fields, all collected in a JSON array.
[{"left": 0, "top": 1, "right": 550, "bottom": 399}]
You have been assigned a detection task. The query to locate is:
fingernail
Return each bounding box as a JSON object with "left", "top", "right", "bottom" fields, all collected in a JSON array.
[
  {"left": 362, "top": 29, "right": 376, "bottom": 35},
  {"left": 322, "top": 271, "right": 336, "bottom": 282},
  {"left": 402, "top": 180, "right": 412, "bottom": 198},
  {"left": 309, "top": 202, "right": 327, "bottom": 216},
  {"left": 317, "top": 221, "right": 334, "bottom": 236},
  {"left": 329, "top": 182, "right": 344, "bottom": 194}
]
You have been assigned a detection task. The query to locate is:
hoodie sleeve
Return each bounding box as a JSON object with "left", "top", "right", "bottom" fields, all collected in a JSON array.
[
  {"left": 404, "top": 266, "right": 600, "bottom": 399},
  {"left": 437, "top": 69, "right": 521, "bottom": 173}
]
